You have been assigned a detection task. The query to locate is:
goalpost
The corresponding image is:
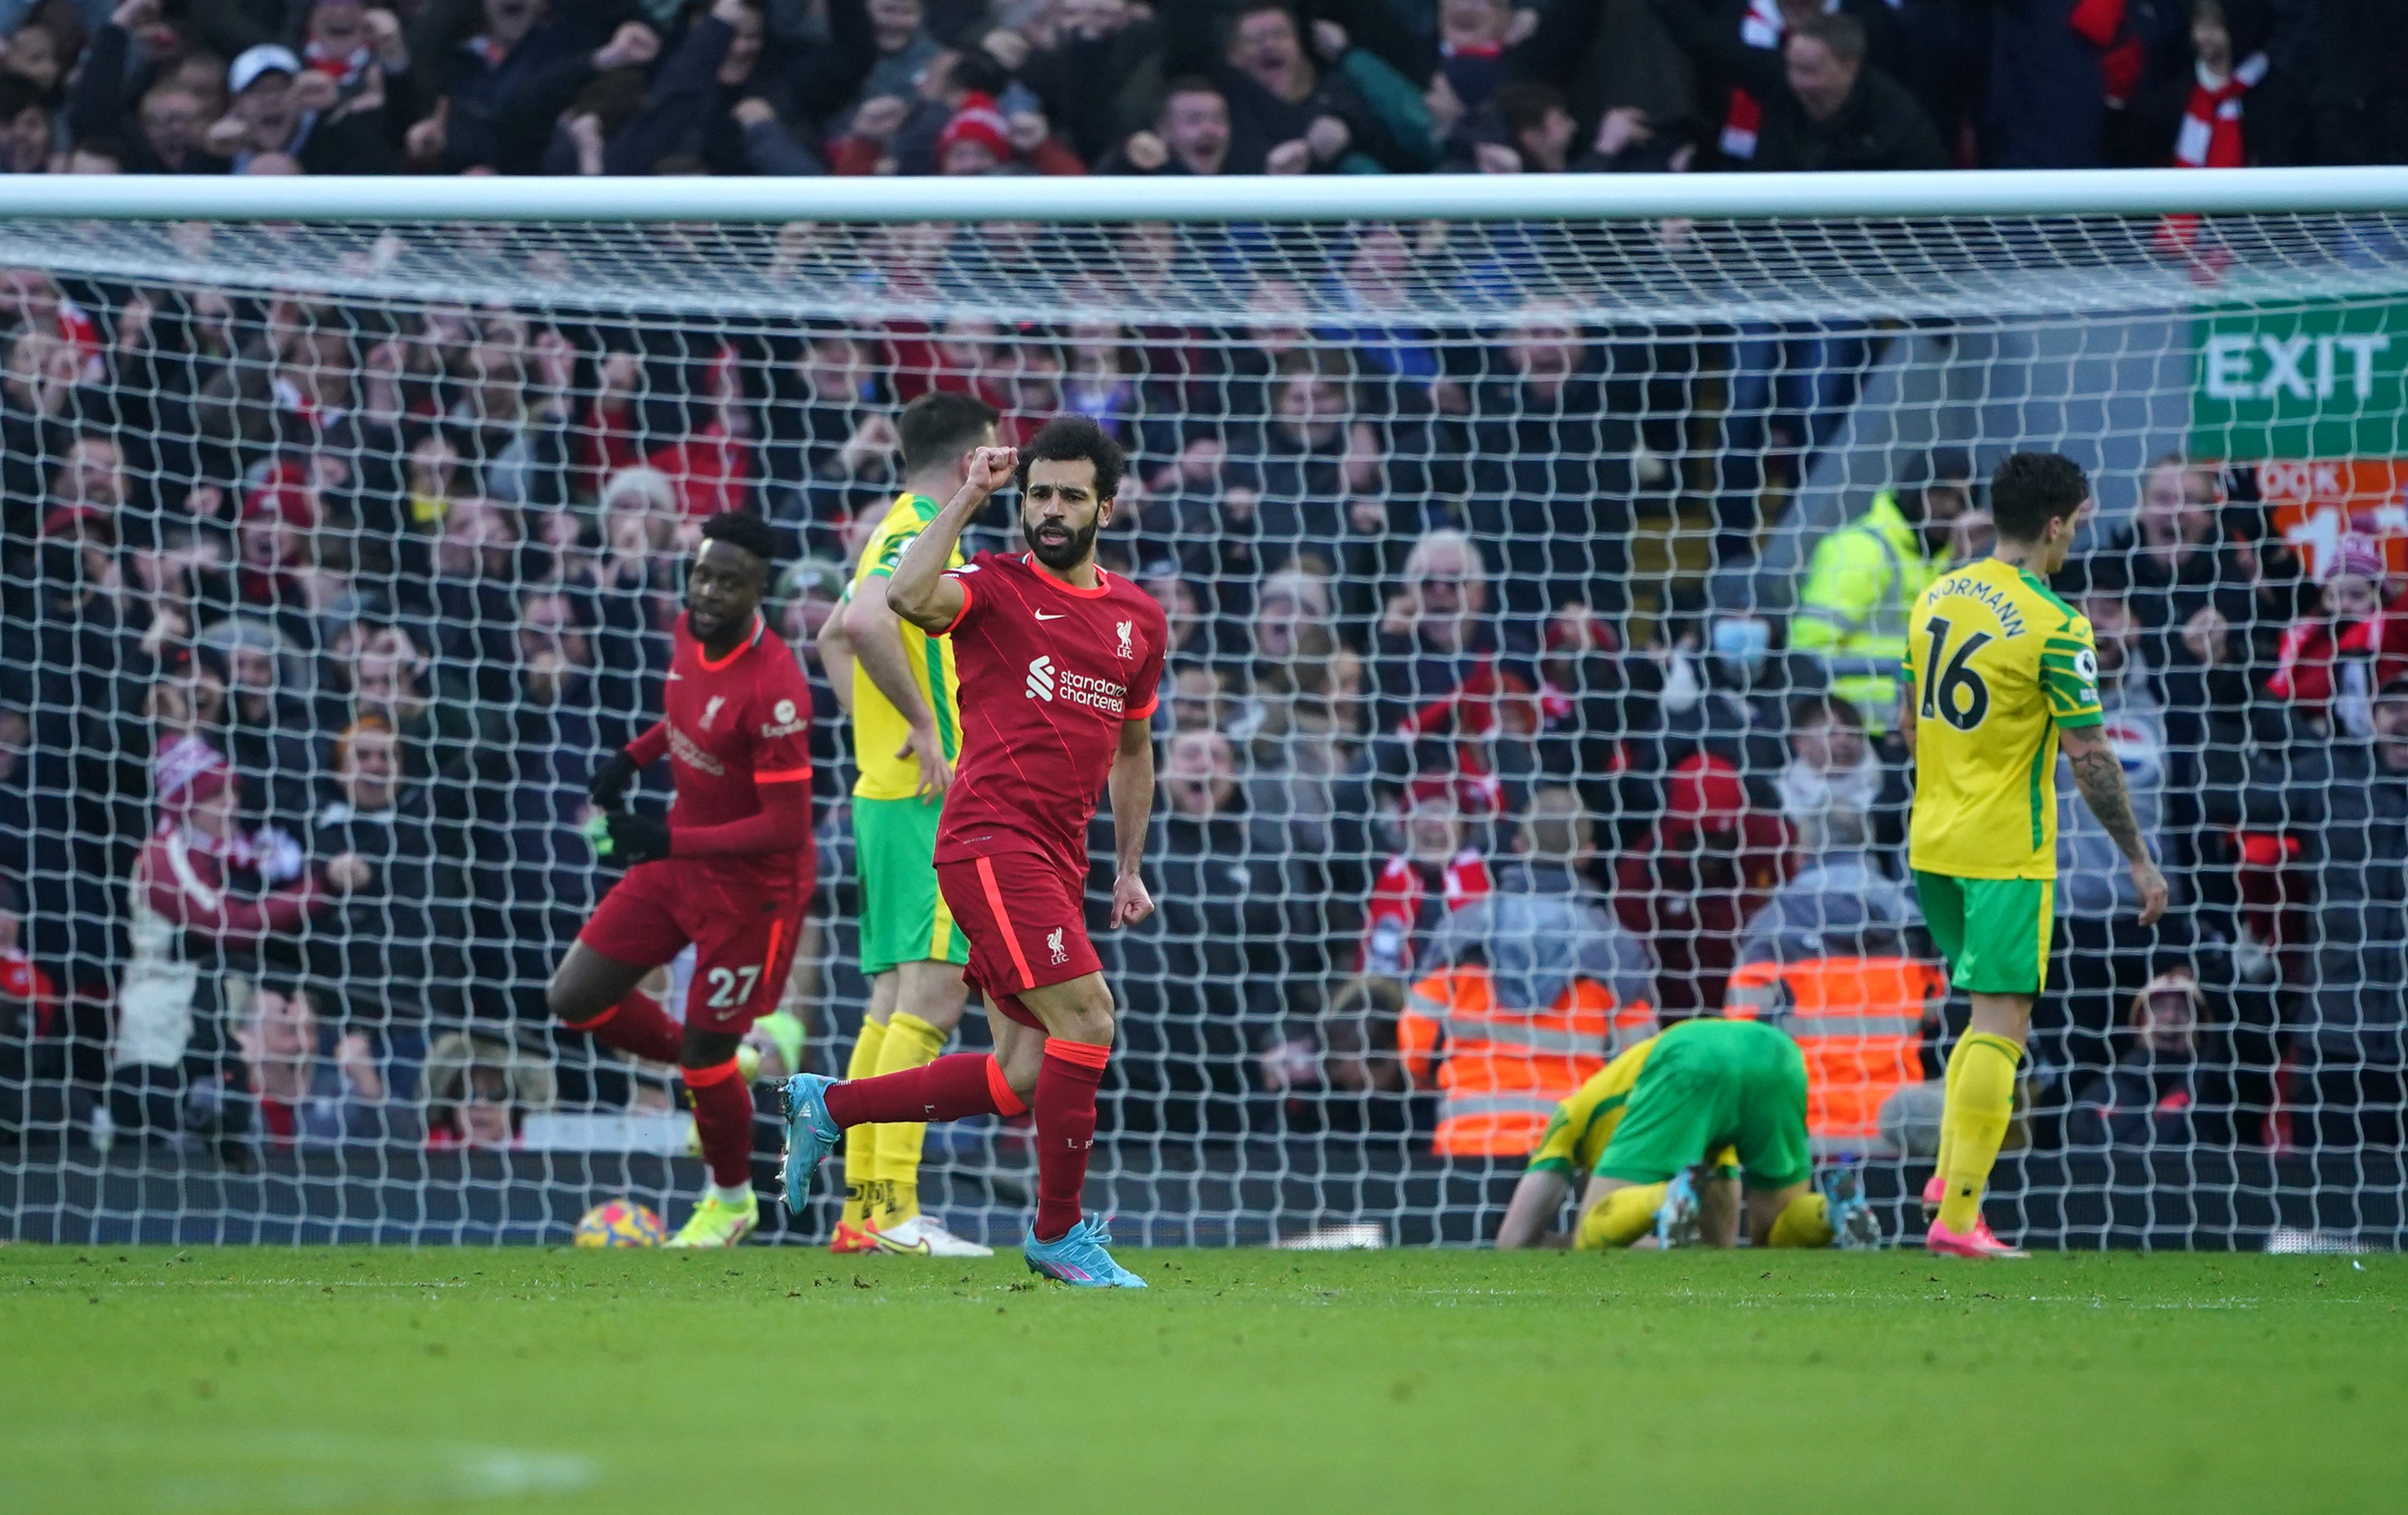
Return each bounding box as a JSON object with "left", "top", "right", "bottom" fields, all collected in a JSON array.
[{"left": 3, "top": 170, "right": 2405, "bottom": 1250}]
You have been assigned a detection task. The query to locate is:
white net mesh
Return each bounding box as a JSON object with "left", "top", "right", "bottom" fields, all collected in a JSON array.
[{"left": 3, "top": 203, "right": 2404, "bottom": 1249}]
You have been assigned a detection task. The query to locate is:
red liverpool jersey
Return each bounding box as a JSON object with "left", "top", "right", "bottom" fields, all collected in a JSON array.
[
  {"left": 624, "top": 610, "right": 815, "bottom": 891},
  {"left": 932, "top": 551, "right": 1167, "bottom": 879}
]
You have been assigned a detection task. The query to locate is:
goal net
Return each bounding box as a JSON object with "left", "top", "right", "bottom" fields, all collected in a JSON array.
[{"left": 1, "top": 177, "right": 2402, "bottom": 1250}]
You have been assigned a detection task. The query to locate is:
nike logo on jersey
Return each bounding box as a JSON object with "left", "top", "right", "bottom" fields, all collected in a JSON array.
[
  {"left": 667, "top": 673, "right": 684, "bottom": 680},
  {"left": 1035, "top": 610, "right": 1066, "bottom": 621}
]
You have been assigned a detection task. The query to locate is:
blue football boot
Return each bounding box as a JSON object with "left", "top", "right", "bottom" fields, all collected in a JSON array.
[
  {"left": 1822, "top": 1162, "right": 1885, "bottom": 1250},
  {"left": 1024, "top": 1215, "right": 1148, "bottom": 1288},
  {"left": 778, "top": 1073, "right": 841, "bottom": 1213},
  {"left": 1653, "top": 1171, "right": 1702, "bottom": 1249}
]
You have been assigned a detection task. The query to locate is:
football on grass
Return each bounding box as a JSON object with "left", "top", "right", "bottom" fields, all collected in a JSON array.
[{"left": 574, "top": 1199, "right": 666, "bottom": 1247}]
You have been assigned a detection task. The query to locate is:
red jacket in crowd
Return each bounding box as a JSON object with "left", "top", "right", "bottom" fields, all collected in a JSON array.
[
  {"left": 1614, "top": 753, "right": 1794, "bottom": 1017},
  {"left": 1360, "top": 847, "right": 1493, "bottom": 979}
]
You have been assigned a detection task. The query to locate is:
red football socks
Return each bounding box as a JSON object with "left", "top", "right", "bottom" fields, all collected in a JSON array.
[
  {"left": 1033, "top": 1040, "right": 1109, "bottom": 1243},
  {"left": 825, "top": 1052, "right": 1021, "bottom": 1127},
  {"left": 562, "top": 989, "right": 683, "bottom": 1065},
  {"left": 681, "top": 1058, "right": 755, "bottom": 1189}
]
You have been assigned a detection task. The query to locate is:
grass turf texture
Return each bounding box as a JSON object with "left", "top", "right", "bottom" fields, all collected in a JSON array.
[{"left": 4, "top": 1247, "right": 2401, "bottom": 1514}]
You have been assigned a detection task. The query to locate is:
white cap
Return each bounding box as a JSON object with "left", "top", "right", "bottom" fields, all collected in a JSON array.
[{"left": 228, "top": 44, "right": 302, "bottom": 96}]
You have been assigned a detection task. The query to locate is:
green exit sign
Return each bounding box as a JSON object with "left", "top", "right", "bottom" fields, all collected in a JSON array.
[{"left": 2191, "top": 298, "right": 2408, "bottom": 460}]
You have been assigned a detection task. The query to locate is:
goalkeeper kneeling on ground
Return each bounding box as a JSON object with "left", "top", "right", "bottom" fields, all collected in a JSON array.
[{"left": 1495, "top": 1017, "right": 1879, "bottom": 1250}]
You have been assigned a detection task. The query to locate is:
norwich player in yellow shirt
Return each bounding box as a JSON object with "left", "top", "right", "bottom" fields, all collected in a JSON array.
[
  {"left": 1904, "top": 452, "right": 2167, "bottom": 1259},
  {"left": 813, "top": 392, "right": 1000, "bottom": 1258}
]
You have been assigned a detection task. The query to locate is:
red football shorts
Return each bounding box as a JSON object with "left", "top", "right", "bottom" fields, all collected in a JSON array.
[
  {"left": 578, "top": 859, "right": 807, "bottom": 1034},
  {"left": 935, "top": 851, "right": 1102, "bottom": 1030}
]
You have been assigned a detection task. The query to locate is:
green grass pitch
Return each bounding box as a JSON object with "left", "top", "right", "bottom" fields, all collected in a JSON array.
[{"left": 4, "top": 1246, "right": 2402, "bottom": 1514}]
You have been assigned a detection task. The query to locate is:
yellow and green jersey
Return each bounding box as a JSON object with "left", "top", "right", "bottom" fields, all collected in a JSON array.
[
  {"left": 1525, "top": 1038, "right": 1658, "bottom": 1177},
  {"left": 847, "top": 493, "right": 961, "bottom": 801},
  {"left": 1527, "top": 1032, "right": 1741, "bottom": 1178},
  {"left": 1904, "top": 556, "right": 2103, "bottom": 880}
]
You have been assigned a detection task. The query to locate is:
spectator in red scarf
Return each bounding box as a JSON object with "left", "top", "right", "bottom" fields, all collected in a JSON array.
[
  {"left": 1614, "top": 751, "right": 1794, "bottom": 1016},
  {"left": 1360, "top": 787, "right": 1493, "bottom": 979},
  {"left": 2267, "top": 534, "right": 2408, "bottom": 740},
  {"left": 1646, "top": 0, "right": 1905, "bottom": 168},
  {"left": 137, "top": 738, "right": 359, "bottom": 948},
  {"left": 300, "top": 1, "right": 414, "bottom": 114},
  {"left": 113, "top": 738, "right": 368, "bottom": 1140},
  {"left": 2109, "top": 0, "right": 2307, "bottom": 168},
  {"left": 1651, "top": 6, "right": 1941, "bottom": 173}
]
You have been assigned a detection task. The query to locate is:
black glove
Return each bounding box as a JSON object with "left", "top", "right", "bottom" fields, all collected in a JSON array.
[
  {"left": 587, "top": 748, "right": 641, "bottom": 811},
  {"left": 602, "top": 811, "right": 673, "bottom": 867}
]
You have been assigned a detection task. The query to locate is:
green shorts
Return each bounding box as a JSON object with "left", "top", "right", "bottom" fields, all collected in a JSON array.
[
  {"left": 1913, "top": 870, "right": 2053, "bottom": 997},
  {"left": 1594, "top": 1018, "right": 1812, "bottom": 1191},
  {"left": 854, "top": 795, "right": 968, "bottom": 976}
]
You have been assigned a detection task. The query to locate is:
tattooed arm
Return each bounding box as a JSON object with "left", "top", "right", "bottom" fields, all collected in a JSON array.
[{"left": 2060, "top": 724, "right": 2169, "bottom": 926}]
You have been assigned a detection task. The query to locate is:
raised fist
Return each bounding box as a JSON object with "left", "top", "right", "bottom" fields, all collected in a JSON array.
[
  {"left": 1305, "top": 114, "right": 1350, "bottom": 163},
  {"left": 366, "top": 8, "right": 408, "bottom": 67},
  {"left": 292, "top": 70, "right": 340, "bottom": 115},
  {"left": 963, "top": 445, "right": 1019, "bottom": 496},
  {"left": 1120, "top": 130, "right": 1168, "bottom": 171},
  {"left": 595, "top": 22, "right": 661, "bottom": 72},
  {"left": 850, "top": 95, "right": 912, "bottom": 144},
  {"left": 404, "top": 99, "right": 449, "bottom": 166},
  {"left": 325, "top": 852, "right": 373, "bottom": 892}
]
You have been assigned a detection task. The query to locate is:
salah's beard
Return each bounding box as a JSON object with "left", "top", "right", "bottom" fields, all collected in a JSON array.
[{"left": 1026, "top": 518, "right": 1097, "bottom": 571}]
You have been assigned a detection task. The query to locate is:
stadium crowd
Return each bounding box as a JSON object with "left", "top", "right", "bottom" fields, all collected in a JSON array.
[
  {"left": 2, "top": 0, "right": 2404, "bottom": 184},
  {"left": 0, "top": 0, "right": 2401, "bottom": 1189}
]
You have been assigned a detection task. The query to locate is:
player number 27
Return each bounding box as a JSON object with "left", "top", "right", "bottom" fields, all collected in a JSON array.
[
  {"left": 705, "top": 966, "right": 761, "bottom": 1008},
  {"left": 1920, "top": 615, "right": 1993, "bottom": 731}
]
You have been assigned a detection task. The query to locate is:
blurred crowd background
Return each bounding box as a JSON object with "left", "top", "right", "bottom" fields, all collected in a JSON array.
[{"left": 0, "top": 0, "right": 2402, "bottom": 185}]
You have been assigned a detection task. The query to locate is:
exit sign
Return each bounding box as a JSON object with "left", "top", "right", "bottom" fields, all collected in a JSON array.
[{"left": 2191, "top": 298, "right": 2408, "bottom": 460}]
